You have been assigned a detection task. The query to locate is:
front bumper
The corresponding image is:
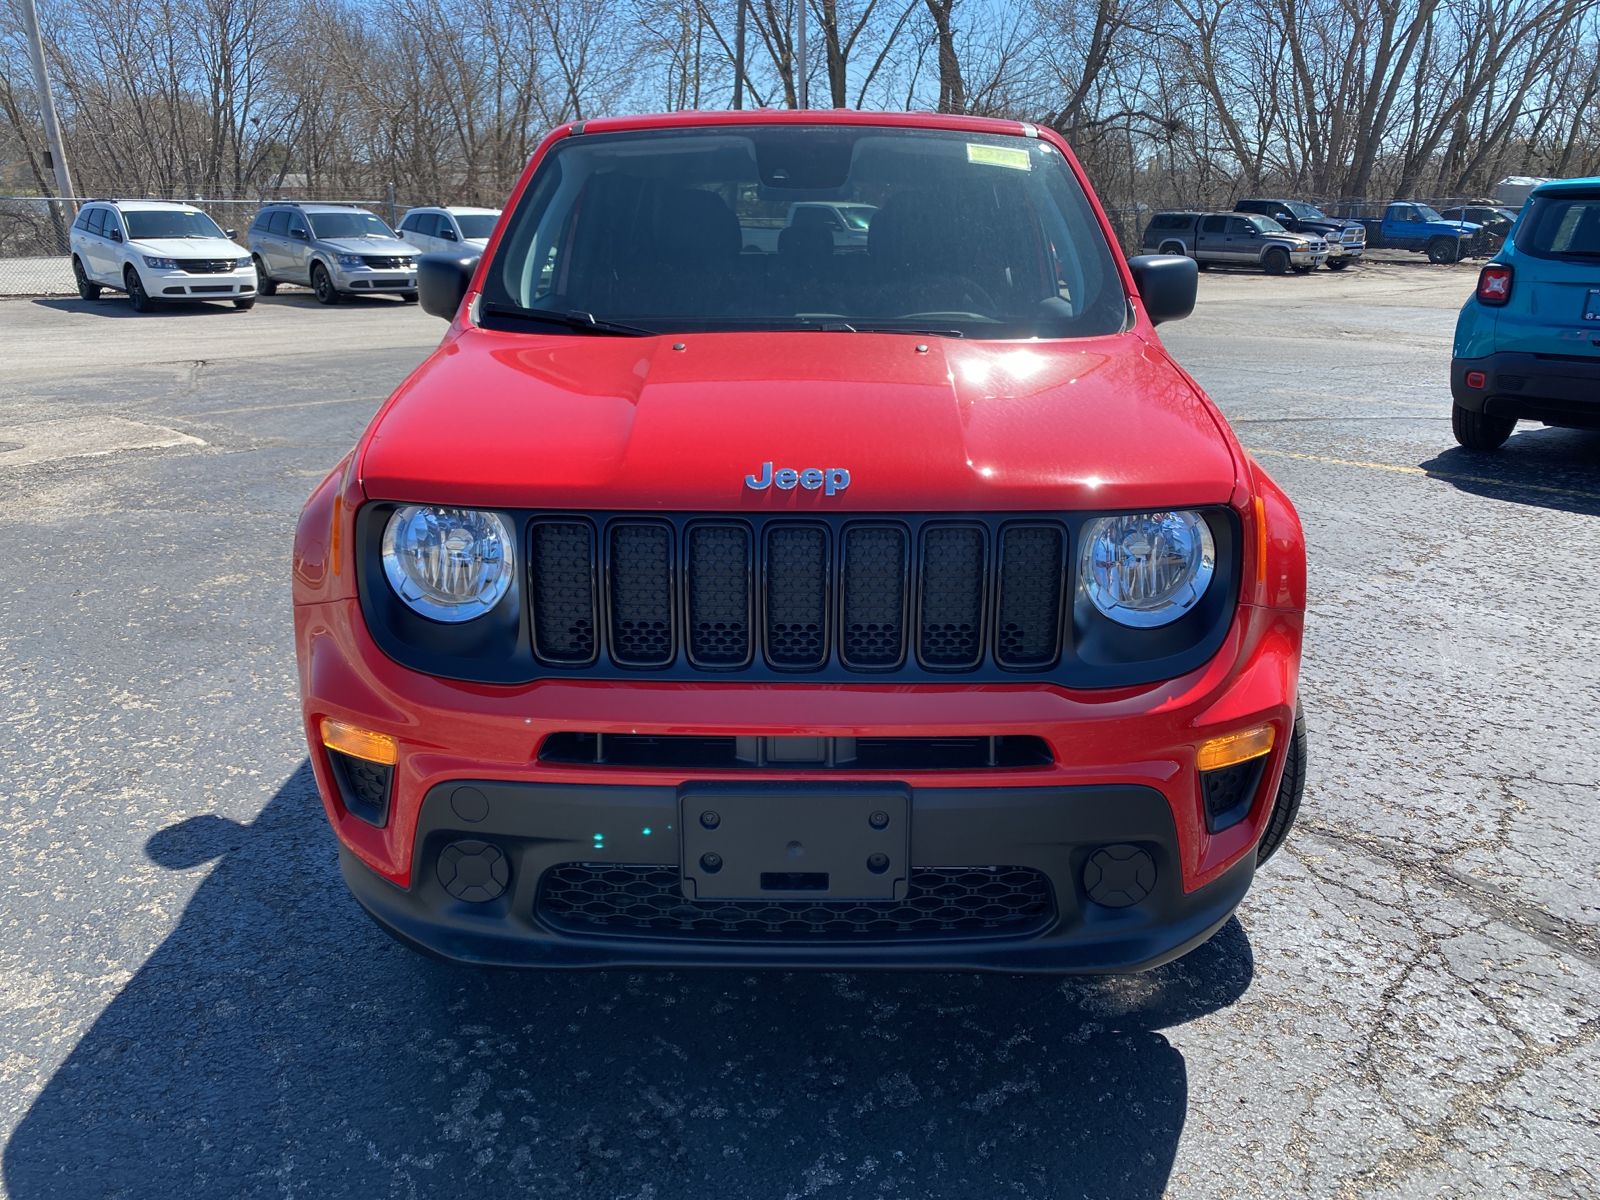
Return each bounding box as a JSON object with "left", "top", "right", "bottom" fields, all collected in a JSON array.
[
  {"left": 152, "top": 269, "right": 256, "bottom": 298},
  {"left": 334, "top": 264, "right": 417, "bottom": 293},
  {"left": 342, "top": 781, "right": 1258, "bottom": 972},
  {"left": 1289, "top": 248, "right": 1328, "bottom": 265},
  {"left": 1451, "top": 351, "right": 1600, "bottom": 428}
]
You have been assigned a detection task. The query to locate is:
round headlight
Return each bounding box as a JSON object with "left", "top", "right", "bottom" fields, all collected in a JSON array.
[
  {"left": 1079, "top": 511, "right": 1215, "bottom": 628},
  {"left": 381, "top": 506, "right": 514, "bottom": 622}
]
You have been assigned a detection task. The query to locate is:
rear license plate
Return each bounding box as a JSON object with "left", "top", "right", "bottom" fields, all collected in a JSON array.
[
  {"left": 1584, "top": 289, "right": 1600, "bottom": 321},
  {"left": 680, "top": 784, "right": 909, "bottom": 900}
]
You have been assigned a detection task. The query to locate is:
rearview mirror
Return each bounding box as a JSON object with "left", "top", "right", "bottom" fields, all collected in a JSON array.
[
  {"left": 418, "top": 251, "right": 480, "bottom": 320},
  {"left": 1127, "top": 254, "right": 1197, "bottom": 326}
]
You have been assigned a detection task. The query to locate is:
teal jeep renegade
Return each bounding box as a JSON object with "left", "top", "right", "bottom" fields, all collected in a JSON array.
[{"left": 1451, "top": 178, "right": 1600, "bottom": 449}]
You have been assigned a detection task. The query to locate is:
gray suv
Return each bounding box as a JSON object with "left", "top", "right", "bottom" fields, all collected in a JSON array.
[{"left": 248, "top": 204, "right": 418, "bottom": 304}]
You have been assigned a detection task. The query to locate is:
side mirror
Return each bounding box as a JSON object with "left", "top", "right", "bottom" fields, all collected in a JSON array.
[
  {"left": 225, "top": 228, "right": 237, "bottom": 239},
  {"left": 441, "top": 228, "right": 458, "bottom": 242},
  {"left": 290, "top": 227, "right": 307, "bottom": 240},
  {"left": 418, "top": 251, "right": 480, "bottom": 320},
  {"left": 109, "top": 228, "right": 123, "bottom": 243},
  {"left": 1128, "top": 254, "right": 1197, "bottom": 326}
]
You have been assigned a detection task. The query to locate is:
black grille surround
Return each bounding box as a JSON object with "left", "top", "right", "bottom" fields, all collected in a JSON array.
[
  {"left": 536, "top": 863, "right": 1055, "bottom": 941},
  {"left": 361, "top": 255, "right": 411, "bottom": 269},
  {"left": 354, "top": 506, "right": 1240, "bottom": 689},
  {"left": 176, "top": 258, "right": 236, "bottom": 274}
]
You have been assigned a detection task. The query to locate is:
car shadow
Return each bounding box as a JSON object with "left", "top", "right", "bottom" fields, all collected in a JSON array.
[
  {"left": 4, "top": 762, "right": 1255, "bottom": 1199},
  {"left": 30, "top": 296, "right": 250, "bottom": 318},
  {"left": 1421, "top": 426, "right": 1600, "bottom": 516}
]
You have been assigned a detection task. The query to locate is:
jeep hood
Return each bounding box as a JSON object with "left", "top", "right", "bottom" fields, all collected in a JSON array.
[{"left": 359, "top": 329, "right": 1241, "bottom": 511}]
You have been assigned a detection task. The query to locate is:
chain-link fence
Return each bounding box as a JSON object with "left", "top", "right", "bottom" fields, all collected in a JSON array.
[{"left": 0, "top": 196, "right": 407, "bottom": 296}]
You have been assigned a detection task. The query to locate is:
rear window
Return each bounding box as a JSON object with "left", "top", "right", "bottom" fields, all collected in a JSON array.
[
  {"left": 482, "top": 124, "right": 1126, "bottom": 340},
  {"left": 1515, "top": 194, "right": 1600, "bottom": 258},
  {"left": 1151, "top": 214, "right": 1193, "bottom": 230}
]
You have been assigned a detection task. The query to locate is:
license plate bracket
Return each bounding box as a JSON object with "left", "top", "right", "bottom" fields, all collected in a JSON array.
[
  {"left": 1584, "top": 289, "right": 1600, "bottom": 321},
  {"left": 679, "top": 784, "right": 910, "bottom": 901}
]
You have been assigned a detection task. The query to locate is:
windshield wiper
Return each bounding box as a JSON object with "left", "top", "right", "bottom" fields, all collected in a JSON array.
[{"left": 482, "top": 303, "right": 654, "bottom": 337}]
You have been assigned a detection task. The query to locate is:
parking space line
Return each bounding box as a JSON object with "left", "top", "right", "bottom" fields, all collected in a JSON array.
[
  {"left": 174, "top": 395, "right": 388, "bottom": 418},
  {"left": 1246, "top": 446, "right": 1600, "bottom": 502}
]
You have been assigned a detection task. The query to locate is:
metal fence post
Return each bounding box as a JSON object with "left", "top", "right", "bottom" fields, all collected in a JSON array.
[{"left": 387, "top": 183, "right": 397, "bottom": 230}]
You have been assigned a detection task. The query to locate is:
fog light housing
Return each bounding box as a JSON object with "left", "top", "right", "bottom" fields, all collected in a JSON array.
[
  {"left": 1198, "top": 723, "right": 1275, "bottom": 833},
  {"left": 321, "top": 718, "right": 396, "bottom": 827}
]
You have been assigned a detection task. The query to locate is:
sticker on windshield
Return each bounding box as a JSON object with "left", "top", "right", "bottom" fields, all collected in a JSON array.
[{"left": 967, "top": 144, "right": 1031, "bottom": 171}]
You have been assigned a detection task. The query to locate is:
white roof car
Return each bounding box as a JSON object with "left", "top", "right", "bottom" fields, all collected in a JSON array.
[
  {"left": 69, "top": 200, "right": 257, "bottom": 311},
  {"left": 396, "top": 206, "right": 502, "bottom": 254}
]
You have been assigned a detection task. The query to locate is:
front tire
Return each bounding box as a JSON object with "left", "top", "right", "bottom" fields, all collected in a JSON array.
[
  {"left": 1256, "top": 708, "right": 1306, "bottom": 866},
  {"left": 233, "top": 297, "right": 256, "bottom": 310},
  {"left": 312, "top": 263, "right": 340, "bottom": 305},
  {"left": 1292, "top": 264, "right": 1313, "bottom": 274},
  {"left": 124, "top": 266, "right": 153, "bottom": 313},
  {"left": 72, "top": 256, "right": 101, "bottom": 301},
  {"left": 1452, "top": 402, "right": 1515, "bottom": 450},
  {"left": 1326, "top": 258, "right": 1349, "bottom": 271},
  {"left": 1427, "top": 237, "right": 1459, "bottom": 265},
  {"left": 1263, "top": 248, "right": 1289, "bottom": 275},
  {"left": 402, "top": 291, "right": 418, "bottom": 304},
  {"left": 253, "top": 256, "right": 277, "bottom": 296}
]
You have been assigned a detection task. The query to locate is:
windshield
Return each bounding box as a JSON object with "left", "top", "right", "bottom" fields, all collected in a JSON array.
[
  {"left": 455, "top": 214, "right": 499, "bottom": 239},
  {"left": 482, "top": 125, "right": 1126, "bottom": 339},
  {"left": 1415, "top": 205, "right": 1446, "bottom": 222},
  {"left": 1515, "top": 194, "right": 1600, "bottom": 257},
  {"left": 308, "top": 211, "right": 394, "bottom": 239},
  {"left": 1285, "top": 202, "right": 1325, "bottom": 220},
  {"left": 123, "top": 209, "right": 226, "bottom": 240},
  {"left": 1246, "top": 215, "right": 1286, "bottom": 233}
]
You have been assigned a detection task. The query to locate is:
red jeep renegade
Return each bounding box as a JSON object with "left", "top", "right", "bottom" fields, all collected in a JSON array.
[{"left": 292, "top": 110, "right": 1307, "bottom": 972}]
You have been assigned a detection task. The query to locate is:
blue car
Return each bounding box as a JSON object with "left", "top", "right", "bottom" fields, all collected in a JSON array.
[{"left": 1451, "top": 178, "right": 1600, "bottom": 448}]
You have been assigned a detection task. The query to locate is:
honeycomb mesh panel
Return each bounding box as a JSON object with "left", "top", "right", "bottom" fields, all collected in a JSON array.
[
  {"left": 687, "top": 525, "right": 750, "bottom": 665},
  {"left": 609, "top": 523, "right": 673, "bottom": 665},
  {"left": 919, "top": 526, "right": 985, "bottom": 667},
  {"left": 531, "top": 521, "right": 595, "bottom": 662},
  {"left": 326, "top": 749, "right": 392, "bottom": 826},
  {"left": 996, "top": 525, "right": 1064, "bottom": 667},
  {"left": 537, "top": 864, "right": 1054, "bottom": 940},
  {"left": 841, "top": 526, "right": 907, "bottom": 667},
  {"left": 765, "top": 525, "right": 827, "bottom": 667}
]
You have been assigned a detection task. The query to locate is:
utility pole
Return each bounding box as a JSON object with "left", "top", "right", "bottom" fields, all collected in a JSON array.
[
  {"left": 19, "top": 0, "right": 75, "bottom": 219},
  {"left": 733, "top": 0, "right": 746, "bottom": 110},
  {"left": 796, "top": 0, "right": 808, "bottom": 108}
]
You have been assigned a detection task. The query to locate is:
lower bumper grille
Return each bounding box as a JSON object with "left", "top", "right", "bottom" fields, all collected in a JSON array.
[
  {"left": 537, "top": 863, "right": 1055, "bottom": 940},
  {"left": 540, "top": 732, "right": 1053, "bottom": 770}
]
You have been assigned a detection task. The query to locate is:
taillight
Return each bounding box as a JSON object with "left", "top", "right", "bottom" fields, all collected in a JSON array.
[{"left": 1477, "top": 264, "right": 1512, "bottom": 306}]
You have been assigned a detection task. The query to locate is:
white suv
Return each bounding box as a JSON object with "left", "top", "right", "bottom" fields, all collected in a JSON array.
[
  {"left": 70, "top": 200, "right": 257, "bottom": 311},
  {"left": 396, "top": 206, "right": 501, "bottom": 254}
]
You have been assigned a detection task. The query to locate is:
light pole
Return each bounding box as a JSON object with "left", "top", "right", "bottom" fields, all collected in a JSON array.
[
  {"left": 733, "top": 0, "right": 746, "bottom": 110},
  {"left": 19, "top": 0, "right": 75, "bottom": 219},
  {"left": 796, "top": 0, "right": 808, "bottom": 108}
]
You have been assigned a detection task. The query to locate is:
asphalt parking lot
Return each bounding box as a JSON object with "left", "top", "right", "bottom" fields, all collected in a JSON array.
[{"left": 1, "top": 266, "right": 1596, "bottom": 1198}]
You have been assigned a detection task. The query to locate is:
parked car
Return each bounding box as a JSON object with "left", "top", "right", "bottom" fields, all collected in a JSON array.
[
  {"left": 302, "top": 111, "right": 1308, "bottom": 975},
  {"left": 248, "top": 204, "right": 418, "bottom": 304},
  {"left": 69, "top": 200, "right": 256, "bottom": 312},
  {"left": 1450, "top": 177, "right": 1600, "bottom": 449},
  {"left": 1354, "top": 203, "right": 1490, "bottom": 263},
  {"left": 1436, "top": 203, "right": 1520, "bottom": 243},
  {"left": 1233, "top": 199, "right": 1366, "bottom": 269},
  {"left": 1143, "top": 210, "right": 1328, "bottom": 274},
  {"left": 740, "top": 201, "right": 879, "bottom": 253},
  {"left": 397, "top": 206, "right": 502, "bottom": 254}
]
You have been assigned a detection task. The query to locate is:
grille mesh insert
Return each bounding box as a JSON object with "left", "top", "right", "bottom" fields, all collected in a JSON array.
[
  {"left": 996, "top": 525, "right": 1064, "bottom": 667},
  {"left": 765, "top": 525, "right": 827, "bottom": 667},
  {"left": 609, "top": 523, "right": 673, "bottom": 665},
  {"left": 531, "top": 522, "right": 595, "bottom": 663},
  {"left": 537, "top": 863, "right": 1054, "bottom": 940},
  {"left": 687, "top": 525, "right": 750, "bottom": 666},
  {"left": 919, "top": 526, "right": 985, "bottom": 667},
  {"left": 842, "top": 525, "right": 907, "bottom": 667}
]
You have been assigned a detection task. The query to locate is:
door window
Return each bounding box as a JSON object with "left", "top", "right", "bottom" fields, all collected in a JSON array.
[
  {"left": 268, "top": 210, "right": 291, "bottom": 235},
  {"left": 1226, "top": 217, "right": 1253, "bottom": 234},
  {"left": 287, "top": 213, "right": 308, "bottom": 239},
  {"left": 1392, "top": 206, "right": 1420, "bottom": 223},
  {"left": 1201, "top": 215, "right": 1226, "bottom": 233}
]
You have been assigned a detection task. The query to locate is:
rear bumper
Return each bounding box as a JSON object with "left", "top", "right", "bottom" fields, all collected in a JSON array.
[
  {"left": 341, "top": 780, "right": 1258, "bottom": 972},
  {"left": 1451, "top": 351, "right": 1600, "bottom": 428}
]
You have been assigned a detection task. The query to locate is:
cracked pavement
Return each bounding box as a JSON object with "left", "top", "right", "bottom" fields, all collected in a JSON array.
[{"left": 0, "top": 266, "right": 1596, "bottom": 1197}]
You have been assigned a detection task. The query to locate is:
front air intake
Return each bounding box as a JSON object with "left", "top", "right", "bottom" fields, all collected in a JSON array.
[
  {"left": 840, "top": 525, "right": 907, "bottom": 668},
  {"left": 686, "top": 524, "right": 752, "bottom": 667},
  {"left": 995, "top": 524, "right": 1065, "bottom": 668},
  {"left": 531, "top": 520, "right": 597, "bottom": 665},
  {"left": 607, "top": 522, "right": 673, "bottom": 666},
  {"left": 918, "top": 524, "right": 986, "bottom": 669},
  {"left": 764, "top": 524, "right": 828, "bottom": 668}
]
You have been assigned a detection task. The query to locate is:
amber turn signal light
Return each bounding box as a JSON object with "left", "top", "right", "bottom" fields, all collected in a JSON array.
[
  {"left": 320, "top": 718, "right": 398, "bottom": 765},
  {"left": 1197, "top": 724, "right": 1275, "bottom": 772}
]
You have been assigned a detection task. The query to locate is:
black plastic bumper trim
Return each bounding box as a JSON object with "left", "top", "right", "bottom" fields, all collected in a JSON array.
[{"left": 1452, "top": 351, "right": 1600, "bottom": 427}]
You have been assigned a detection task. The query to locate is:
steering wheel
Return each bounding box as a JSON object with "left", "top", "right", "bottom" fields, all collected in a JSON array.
[{"left": 897, "top": 274, "right": 998, "bottom": 317}]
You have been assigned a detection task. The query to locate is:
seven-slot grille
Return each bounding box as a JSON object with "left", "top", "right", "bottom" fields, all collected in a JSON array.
[{"left": 529, "top": 516, "right": 1068, "bottom": 673}]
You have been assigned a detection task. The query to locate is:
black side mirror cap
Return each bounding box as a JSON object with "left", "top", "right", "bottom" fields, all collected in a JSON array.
[
  {"left": 1127, "top": 254, "right": 1197, "bottom": 326},
  {"left": 418, "top": 251, "right": 480, "bottom": 320},
  {"left": 110, "top": 229, "right": 123, "bottom": 242},
  {"left": 225, "top": 228, "right": 237, "bottom": 238},
  {"left": 441, "top": 228, "right": 458, "bottom": 241}
]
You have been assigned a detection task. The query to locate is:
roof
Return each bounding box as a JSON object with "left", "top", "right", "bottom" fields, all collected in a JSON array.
[
  {"left": 105, "top": 199, "right": 207, "bottom": 210},
  {"left": 577, "top": 108, "right": 1042, "bottom": 140},
  {"left": 1531, "top": 176, "right": 1600, "bottom": 196}
]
